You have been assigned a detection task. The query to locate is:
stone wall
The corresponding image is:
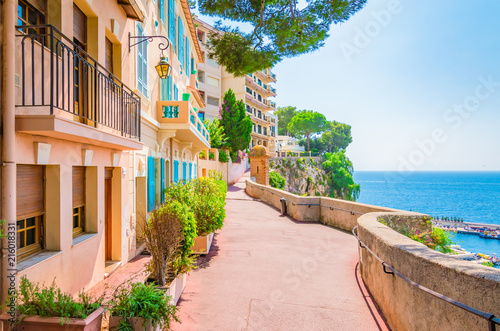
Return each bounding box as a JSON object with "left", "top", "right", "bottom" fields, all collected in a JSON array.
[
  {"left": 270, "top": 157, "right": 329, "bottom": 196},
  {"left": 245, "top": 179, "right": 500, "bottom": 330}
]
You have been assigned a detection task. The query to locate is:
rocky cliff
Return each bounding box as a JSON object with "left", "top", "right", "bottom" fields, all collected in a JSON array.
[{"left": 270, "top": 157, "right": 330, "bottom": 196}]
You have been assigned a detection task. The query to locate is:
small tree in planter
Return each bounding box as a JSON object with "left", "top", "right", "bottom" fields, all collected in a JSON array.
[
  {"left": 163, "top": 183, "right": 198, "bottom": 276},
  {"left": 108, "top": 282, "right": 179, "bottom": 331},
  {"left": 1, "top": 276, "right": 104, "bottom": 330},
  {"left": 144, "top": 202, "right": 184, "bottom": 287},
  {"left": 191, "top": 177, "right": 227, "bottom": 236}
]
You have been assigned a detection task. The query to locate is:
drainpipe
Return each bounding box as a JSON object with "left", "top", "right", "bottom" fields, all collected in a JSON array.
[{"left": 2, "top": 0, "right": 17, "bottom": 307}]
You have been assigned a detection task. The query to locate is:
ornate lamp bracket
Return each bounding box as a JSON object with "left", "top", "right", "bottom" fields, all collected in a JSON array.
[{"left": 128, "top": 32, "right": 170, "bottom": 54}]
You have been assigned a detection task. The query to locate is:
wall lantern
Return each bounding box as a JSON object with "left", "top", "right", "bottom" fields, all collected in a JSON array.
[{"left": 129, "top": 32, "right": 171, "bottom": 79}]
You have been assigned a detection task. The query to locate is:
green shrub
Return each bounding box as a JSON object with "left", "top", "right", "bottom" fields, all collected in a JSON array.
[
  {"left": 209, "top": 152, "right": 215, "bottom": 160},
  {"left": 144, "top": 202, "right": 184, "bottom": 285},
  {"left": 10, "top": 276, "right": 103, "bottom": 325},
  {"left": 199, "top": 150, "right": 206, "bottom": 159},
  {"left": 208, "top": 170, "right": 224, "bottom": 181},
  {"left": 108, "top": 282, "right": 178, "bottom": 330},
  {"left": 191, "top": 177, "right": 227, "bottom": 236},
  {"left": 481, "top": 261, "right": 494, "bottom": 267},
  {"left": 218, "top": 149, "right": 229, "bottom": 163},
  {"left": 269, "top": 171, "right": 285, "bottom": 189}
]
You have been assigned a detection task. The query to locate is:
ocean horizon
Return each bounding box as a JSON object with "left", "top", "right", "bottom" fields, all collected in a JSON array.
[{"left": 353, "top": 171, "right": 500, "bottom": 259}]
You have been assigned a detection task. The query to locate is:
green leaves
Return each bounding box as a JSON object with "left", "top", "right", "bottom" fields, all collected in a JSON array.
[
  {"left": 108, "top": 282, "right": 178, "bottom": 330},
  {"left": 220, "top": 89, "right": 252, "bottom": 152},
  {"left": 322, "top": 150, "right": 360, "bottom": 201},
  {"left": 198, "top": 0, "right": 367, "bottom": 75},
  {"left": 287, "top": 110, "right": 326, "bottom": 151},
  {"left": 269, "top": 171, "right": 286, "bottom": 189},
  {"left": 204, "top": 118, "right": 225, "bottom": 148},
  {"left": 275, "top": 106, "right": 298, "bottom": 136}
]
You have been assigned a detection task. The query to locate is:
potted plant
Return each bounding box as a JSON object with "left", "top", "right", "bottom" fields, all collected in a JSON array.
[
  {"left": 182, "top": 93, "right": 190, "bottom": 101},
  {"left": 145, "top": 194, "right": 197, "bottom": 305},
  {"left": 108, "top": 282, "right": 178, "bottom": 331},
  {"left": 191, "top": 176, "right": 227, "bottom": 254},
  {"left": 0, "top": 276, "right": 104, "bottom": 330}
]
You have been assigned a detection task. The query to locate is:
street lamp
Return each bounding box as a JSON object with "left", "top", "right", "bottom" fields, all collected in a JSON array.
[{"left": 129, "top": 32, "right": 171, "bottom": 79}]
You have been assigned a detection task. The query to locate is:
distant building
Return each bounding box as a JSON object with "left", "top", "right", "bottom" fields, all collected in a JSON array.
[{"left": 276, "top": 135, "right": 305, "bottom": 156}]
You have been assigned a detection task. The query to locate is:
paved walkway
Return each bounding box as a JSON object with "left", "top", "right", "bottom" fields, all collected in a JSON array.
[{"left": 172, "top": 174, "right": 389, "bottom": 331}]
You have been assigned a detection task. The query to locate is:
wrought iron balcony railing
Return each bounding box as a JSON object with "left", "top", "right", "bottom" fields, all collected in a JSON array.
[{"left": 16, "top": 25, "right": 141, "bottom": 139}]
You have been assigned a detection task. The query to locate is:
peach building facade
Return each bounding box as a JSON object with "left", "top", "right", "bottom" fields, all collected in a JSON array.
[{"left": 0, "top": 0, "right": 209, "bottom": 301}]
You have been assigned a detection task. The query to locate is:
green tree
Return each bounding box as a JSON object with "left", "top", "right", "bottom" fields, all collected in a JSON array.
[
  {"left": 322, "top": 151, "right": 360, "bottom": 201},
  {"left": 204, "top": 118, "right": 225, "bottom": 148},
  {"left": 275, "top": 106, "right": 297, "bottom": 136},
  {"left": 287, "top": 110, "right": 326, "bottom": 151},
  {"left": 220, "top": 89, "right": 253, "bottom": 152},
  {"left": 198, "top": 0, "right": 367, "bottom": 76},
  {"left": 298, "top": 137, "right": 326, "bottom": 154},
  {"left": 321, "top": 121, "right": 352, "bottom": 153}
]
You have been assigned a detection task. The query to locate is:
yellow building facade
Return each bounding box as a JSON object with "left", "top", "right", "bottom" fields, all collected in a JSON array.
[{"left": 0, "top": 0, "right": 208, "bottom": 301}]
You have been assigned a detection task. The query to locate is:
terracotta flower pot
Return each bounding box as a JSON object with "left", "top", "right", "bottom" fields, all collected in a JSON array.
[{"left": 0, "top": 307, "right": 104, "bottom": 331}]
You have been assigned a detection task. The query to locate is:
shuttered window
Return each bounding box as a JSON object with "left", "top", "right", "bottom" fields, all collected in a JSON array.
[
  {"left": 178, "top": 18, "right": 184, "bottom": 69},
  {"left": 105, "top": 37, "right": 113, "bottom": 74},
  {"left": 16, "top": 165, "right": 44, "bottom": 259},
  {"left": 161, "top": 158, "right": 165, "bottom": 203},
  {"left": 182, "top": 162, "right": 187, "bottom": 181},
  {"left": 72, "top": 166, "right": 85, "bottom": 237},
  {"left": 169, "top": 0, "right": 175, "bottom": 52},
  {"left": 159, "top": 0, "right": 164, "bottom": 24},
  {"left": 173, "top": 84, "right": 178, "bottom": 101},
  {"left": 147, "top": 156, "right": 155, "bottom": 211},
  {"left": 173, "top": 160, "right": 179, "bottom": 183},
  {"left": 73, "top": 4, "right": 87, "bottom": 47},
  {"left": 137, "top": 24, "right": 148, "bottom": 96},
  {"left": 185, "top": 37, "right": 190, "bottom": 76},
  {"left": 188, "top": 163, "right": 192, "bottom": 181},
  {"left": 161, "top": 76, "right": 172, "bottom": 101}
]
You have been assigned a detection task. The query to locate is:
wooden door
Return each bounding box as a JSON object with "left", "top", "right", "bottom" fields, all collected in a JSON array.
[
  {"left": 105, "top": 37, "right": 113, "bottom": 74},
  {"left": 104, "top": 173, "right": 112, "bottom": 261}
]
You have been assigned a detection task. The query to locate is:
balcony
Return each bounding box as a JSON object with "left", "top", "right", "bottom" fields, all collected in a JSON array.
[
  {"left": 245, "top": 75, "right": 269, "bottom": 96},
  {"left": 270, "top": 101, "right": 277, "bottom": 110},
  {"left": 156, "top": 100, "right": 210, "bottom": 149},
  {"left": 269, "top": 86, "right": 277, "bottom": 96},
  {"left": 15, "top": 25, "right": 141, "bottom": 150}
]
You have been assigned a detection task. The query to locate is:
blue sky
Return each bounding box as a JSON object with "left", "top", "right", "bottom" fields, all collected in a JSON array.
[{"left": 195, "top": 1, "right": 500, "bottom": 171}]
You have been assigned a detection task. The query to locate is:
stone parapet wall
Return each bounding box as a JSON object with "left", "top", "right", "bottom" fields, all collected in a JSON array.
[
  {"left": 358, "top": 212, "right": 500, "bottom": 331},
  {"left": 245, "top": 179, "right": 500, "bottom": 330}
]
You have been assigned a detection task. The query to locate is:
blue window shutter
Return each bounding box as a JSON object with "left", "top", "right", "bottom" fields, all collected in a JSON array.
[
  {"left": 161, "top": 79, "right": 167, "bottom": 101},
  {"left": 169, "top": 2, "right": 176, "bottom": 51},
  {"left": 189, "top": 163, "right": 192, "bottom": 180},
  {"left": 161, "top": 158, "right": 165, "bottom": 203},
  {"left": 137, "top": 24, "right": 148, "bottom": 96},
  {"left": 191, "top": 58, "right": 194, "bottom": 73},
  {"left": 182, "top": 162, "right": 187, "bottom": 181},
  {"left": 167, "top": 76, "right": 172, "bottom": 101},
  {"left": 173, "top": 160, "right": 179, "bottom": 183},
  {"left": 194, "top": 163, "right": 197, "bottom": 178},
  {"left": 159, "top": 0, "right": 164, "bottom": 24},
  {"left": 178, "top": 19, "right": 183, "bottom": 66},
  {"left": 147, "top": 156, "right": 155, "bottom": 211},
  {"left": 186, "top": 37, "right": 190, "bottom": 75},
  {"left": 173, "top": 84, "right": 178, "bottom": 100}
]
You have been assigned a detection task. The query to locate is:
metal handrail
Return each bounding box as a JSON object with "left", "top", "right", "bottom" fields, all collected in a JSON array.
[
  {"left": 352, "top": 226, "right": 500, "bottom": 331},
  {"left": 15, "top": 24, "right": 141, "bottom": 139}
]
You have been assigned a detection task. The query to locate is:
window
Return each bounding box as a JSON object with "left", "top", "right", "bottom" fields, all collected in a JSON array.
[
  {"left": 246, "top": 105, "right": 251, "bottom": 113},
  {"left": 173, "top": 84, "right": 179, "bottom": 100},
  {"left": 159, "top": 0, "right": 164, "bottom": 25},
  {"left": 72, "top": 166, "right": 85, "bottom": 237},
  {"left": 178, "top": 18, "right": 184, "bottom": 68},
  {"left": 258, "top": 94, "right": 262, "bottom": 102},
  {"left": 16, "top": 165, "right": 44, "bottom": 259},
  {"left": 198, "top": 70, "right": 205, "bottom": 83},
  {"left": 246, "top": 87, "right": 252, "bottom": 94},
  {"left": 197, "top": 30, "right": 205, "bottom": 43},
  {"left": 258, "top": 110, "right": 262, "bottom": 118},
  {"left": 258, "top": 79, "right": 262, "bottom": 86},
  {"left": 206, "top": 76, "right": 219, "bottom": 87},
  {"left": 199, "top": 90, "right": 205, "bottom": 101},
  {"left": 258, "top": 125, "right": 262, "bottom": 134},
  {"left": 161, "top": 76, "right": 172, "bottom": 101},
  {"left": 207, "top": 57, "right": 218, "bottom": 68},
  {"left": 168, "top": 0, "right": 175, "bottom": 50},
  {"left": 17, "top": 0, "right": 46, "bottom": 34},
  {"left": 137, "top": 24, "right": 148, "bottom": 96},
  {"left": 207, "top": 96, "right": 219, "bottom": 106}
]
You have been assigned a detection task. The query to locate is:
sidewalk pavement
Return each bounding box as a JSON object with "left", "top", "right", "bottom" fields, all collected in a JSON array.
[{"left": 172, "top": 174, "right": 389, "bottom": 331}]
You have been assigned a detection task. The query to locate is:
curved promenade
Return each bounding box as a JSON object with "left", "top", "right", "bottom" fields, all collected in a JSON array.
[{"left": 172, "top": 174, "right": 388, "bottom": 330}]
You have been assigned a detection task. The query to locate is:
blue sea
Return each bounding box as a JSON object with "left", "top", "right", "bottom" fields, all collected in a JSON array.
[{"left": 354, "top": 171, "right": 500, "bottom": 261}]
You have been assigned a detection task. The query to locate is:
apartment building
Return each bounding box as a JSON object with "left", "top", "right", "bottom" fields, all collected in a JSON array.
[
  {"left": 0, "top": 0, "right": 208, "bottom": 300},
  {"left": 222, "top": 69, "right": 278, "bottom": 152},
  {"left": 193, "top": 17, "right": 278, "bottom": 153},
  {"left": 194, "top": 18, "right": 222, "bottom": 121}
]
